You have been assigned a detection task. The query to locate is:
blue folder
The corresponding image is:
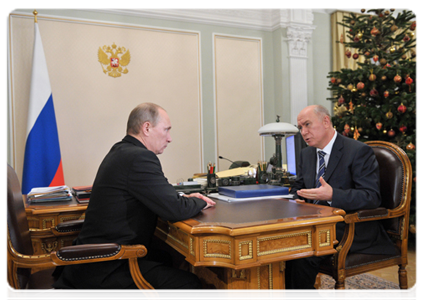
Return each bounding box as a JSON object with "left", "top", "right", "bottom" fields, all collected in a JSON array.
[{"left": 218, "top": 184, "right": 289, "bottom": 198}]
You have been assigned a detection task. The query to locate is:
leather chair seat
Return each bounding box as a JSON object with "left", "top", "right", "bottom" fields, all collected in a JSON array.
[{"left": 26, "top": 269, "right": 147, "bottom": 300}]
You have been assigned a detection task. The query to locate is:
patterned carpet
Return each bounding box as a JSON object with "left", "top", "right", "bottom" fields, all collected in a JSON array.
[
  {"left": 5, "top": 274, "right": 420, "bottom": 300},
  {"left": 320, "top": 274, "right": 420, "bottom": 300}
]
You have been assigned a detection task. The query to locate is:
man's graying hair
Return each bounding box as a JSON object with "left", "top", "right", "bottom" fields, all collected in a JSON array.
[
  {"left": 126, "top": 103, "right": 165, "bottom": 135},
  {"left": 313, "top": 105, "right": 331, "bottom": 123}
]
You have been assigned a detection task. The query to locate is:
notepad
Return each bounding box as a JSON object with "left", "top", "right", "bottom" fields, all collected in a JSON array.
[{"left": 218, "top": 184, "right": 289, "bottom": 198}]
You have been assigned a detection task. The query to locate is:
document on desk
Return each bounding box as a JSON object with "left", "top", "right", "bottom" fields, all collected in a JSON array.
[{"left": 209, "top": 193, "right": 294, "bottom": 202}]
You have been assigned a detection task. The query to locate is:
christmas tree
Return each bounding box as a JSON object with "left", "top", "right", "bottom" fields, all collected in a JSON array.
[{"left": 327, "top": 9, "right": 416, "bottom": 241}]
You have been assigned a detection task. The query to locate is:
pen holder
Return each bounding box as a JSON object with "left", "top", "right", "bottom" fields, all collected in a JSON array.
[{"left": 207, "top": 173, "right": 216, "bottom": 188}]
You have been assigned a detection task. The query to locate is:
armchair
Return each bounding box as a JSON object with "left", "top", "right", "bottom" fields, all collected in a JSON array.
[
  {"left": 319, "top": 141, "right": 413, "bottom": 289},
  {"left": 7, "top": 164, "right": 153, "bottom": 289}
]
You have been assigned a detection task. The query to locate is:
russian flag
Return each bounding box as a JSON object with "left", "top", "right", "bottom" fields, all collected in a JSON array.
[{"left": 21, "top": 21, "right": 64, "bottom": 195}]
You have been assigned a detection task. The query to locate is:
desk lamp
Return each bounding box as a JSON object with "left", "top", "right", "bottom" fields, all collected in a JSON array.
[{"left": 258, "top": 116, "right": 298, "bottom": 184}]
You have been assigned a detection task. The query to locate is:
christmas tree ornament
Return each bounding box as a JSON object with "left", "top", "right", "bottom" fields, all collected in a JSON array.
[
  {"left": 380, "top": 58, "right": 387, "bottom": 65},
  {"left": 331, "top": 77, "right": 337, "bottom": 84},
  {"left": 406, "top": 143, "right": 415, "bottom": 150},
  {"left": 397, "top": 103, "right": 407, "bottom": 113},
  {"left": 413, "top": 173, "right": 420, "bottom": 184},
  {"left": 406, "top": 77, "right": 413, "bottom": 85},
  {"left": 391, "top": 24, "right": 398, "bottom": 32},
  {"left": 388, "top": 129, "right": 396, "bottom": 137},
  {"left": 384, "top": 91, "right": 390, "bottom": 98},
  {"left": 336, "top": 78, "right": 342, "bottom": 84},
  {"left": 404, "top": 35, "right": 410, "bottom": 42},
  {"left": 344, "top": 124, "right": 350, "bottom": 133},
  {"left": 410, "top": 21, "right": 419, "bottom": 31},
  {"left": 390, "top": 45, "right": 396, "bottom": 53},
  {"left": 361, "top": 9, "right": 366, "bottom": 13},
  {"left": 354, "top": 128, "right": 360, "bottom": 140},
  {"left": 357, "top": 31, "right": 363, "bottom": 39},
  {"left": 340, "top": 34, "right": 344, "bottom": 44},
  {"left": 381, "top": 75, "right": 387, "bottom": 81},
  {"left": 386, "top": 111, "right": 393, "bottom": 119},
  {"left": 394, "top": 74, "right": 402, "bottom": 83},
  {"left": 353, "top": 52, "right": 359, "bottom": 59},
  {"left": 347, "top": 83, "right": 354, "bottom": 90},
  {"left": 338, "top": 96, "right": 345, "bottom": 105},
  {"left": 345, "top": 49, "right": 351, "bottom": 58},
  {"left": 399, "top": 125, "right": 407, "bottom": 133},
  {"left": 372, "top": 55, "right": 379, "bottom": 62},
  {"left": 371, "top": 27, "right": 380, "bottom": 36},
  {"left": 369, "top": 88, "right": 378, "bottom": 96},
  {"left": 376, "top": 122, "right": 383, "bottom": 130},
  {"left": 354, "top": 36, "right": 360, "bottom": 43},
  {"left": 349, "top": 101, "right": 354, "bottom": 112},
  {"left": 383, "top": 129, "right": 387, "bottom": 134},
  {"left": 357, "top": 82, "right": 365, "bottom": 90}
]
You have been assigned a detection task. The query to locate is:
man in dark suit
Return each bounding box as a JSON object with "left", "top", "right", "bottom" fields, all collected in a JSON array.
[
  {"left": 285, "top": 105, "right": 395, "bottom": 289},
  {"left": 54, "top": 103, "right": 215, "bottom": 289}
]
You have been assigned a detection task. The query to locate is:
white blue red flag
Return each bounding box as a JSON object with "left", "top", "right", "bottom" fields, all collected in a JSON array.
[{"left": 22, "top": 21, "right": 64, "bottom": 195}]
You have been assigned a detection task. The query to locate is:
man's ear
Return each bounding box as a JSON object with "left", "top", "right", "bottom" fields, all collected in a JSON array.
[
  {"left": 323, "top": 115, "right": 331, "bottom": 128},
  {"left": 141, "top": 121, "right": 151, "bottom": 136}
]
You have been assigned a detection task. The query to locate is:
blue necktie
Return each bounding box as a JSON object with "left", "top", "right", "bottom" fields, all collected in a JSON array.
[
  {"left": 315, "top": 151, "right": 326, "bottom": 188},
  {"left": 313, "top": 151, "right": 326, "bottom": 205}
]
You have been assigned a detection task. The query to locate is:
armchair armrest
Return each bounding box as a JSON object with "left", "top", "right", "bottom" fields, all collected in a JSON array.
[{"left": 55, "top": 219, "right": 84, "bottom": 233}]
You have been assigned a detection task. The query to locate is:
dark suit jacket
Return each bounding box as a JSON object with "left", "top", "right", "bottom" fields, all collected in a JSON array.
[
  {"left": 291, "top": 133, "right": 395, "bottom": 254},
  {"left": 53, "top": 135, "right": 206, "bottom": 288}
]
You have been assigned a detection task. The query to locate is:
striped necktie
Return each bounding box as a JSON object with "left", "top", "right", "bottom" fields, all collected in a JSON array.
[{"left": 315, "top": 151, "right": 326, "bottom": 188}]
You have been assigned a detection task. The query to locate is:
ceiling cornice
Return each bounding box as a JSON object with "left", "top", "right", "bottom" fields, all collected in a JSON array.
[{"left": 92, "top": 9, "right": 318, "bottom": 31}]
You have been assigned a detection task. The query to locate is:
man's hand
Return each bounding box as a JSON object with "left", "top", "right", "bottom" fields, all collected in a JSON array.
[
  {"left": 297, "top": 177, "right": 333, "bottom": 202},
  {"left": 185, "top": 193, "right": 216, "bottom": 209}
]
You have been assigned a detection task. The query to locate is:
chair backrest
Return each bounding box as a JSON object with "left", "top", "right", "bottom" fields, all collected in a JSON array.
[
  {"left": 7, "top": 164, "right": 33, "bottom": 288},
  {"left": 365, "top": 141, "right": 413, "bottom": 237}
]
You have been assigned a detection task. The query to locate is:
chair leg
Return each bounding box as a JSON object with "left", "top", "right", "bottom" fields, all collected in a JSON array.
[
  {"left": 398, "top": 265, "right": 408, "bottom": 289},
  {"left": 335, "top": 280, "right": 345, "bottom": 300}
]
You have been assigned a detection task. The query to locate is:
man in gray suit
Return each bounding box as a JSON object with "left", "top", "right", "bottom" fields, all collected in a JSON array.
[
  {"left": 54, "top": 103, "right": 215, "bottom": 289},
  {"left": 285, "top": 105, "right": 395, "bottom": 289}
]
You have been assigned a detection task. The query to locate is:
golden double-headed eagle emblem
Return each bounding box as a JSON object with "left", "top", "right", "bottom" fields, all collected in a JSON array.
[{"left": 98, "top": 43, "right": 130, "bottom": 78}]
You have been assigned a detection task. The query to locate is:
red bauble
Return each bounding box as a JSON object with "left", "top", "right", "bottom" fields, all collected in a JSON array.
[
  {"left": 398, "top": 103, "right": 407, "bottom": 113},
  {"left": 373, "top": 55, "right": 379, "bottom": 62},
  {"left": 357, "top": 82, "right": 365, "bottom": 90},
  {"left": 399, "top": 125, "right": 407, "bottom": 133},
  {"left": 345, "top": 49, "right": 351, "bottom": 58},
  {"left": 388, "top": 129, "right": 396, "bottom": 137},
  {"left": 371, "top": 27, "right": 380, "bottom": 36},
  {"left": 331, "top": 77, "right": 337, "bottom": 84},
  {"left": 370, "top": 88, "right": 379, "bottom": 96},
  {"left": 406, "top": 77, "right": 413, "bottom": 85},
  {"left": 406, "top": 143, "right": 416, "bottom": 150},
  {"left": 338, "top": 96, "right": 345, "bottom": 105},
  {"left": 394, "top": 75, "right": 402, "bottom": 83},
  {"left": 344, "top": 124, "right": 350, "bottom": 134},
  {"left": 353, "top": 53, "right": 359, "bottom": 60},
  {"left": 383, "top": 91, "right": 389, "bottom": 98},
  {"left": 376, "top": 122, "right": 383, "bottom": 130}
]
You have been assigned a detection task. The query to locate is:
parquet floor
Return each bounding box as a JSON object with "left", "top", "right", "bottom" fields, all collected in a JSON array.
[{"left": 367, "top": 245, "right": 416, "bottom": 288}]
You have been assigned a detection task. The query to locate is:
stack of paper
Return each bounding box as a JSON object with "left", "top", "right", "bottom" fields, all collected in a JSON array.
[{"left": 27, "top": 185, "right": 72, "bottom": 203}]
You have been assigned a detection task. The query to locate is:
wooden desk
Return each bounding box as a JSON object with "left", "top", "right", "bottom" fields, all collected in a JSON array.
[
  {"left": 25, "top": 197, "right": 87, "bottom": 254},
  {"left": 155, "top": 198, "right": 345, "bottom": 289},
  {"left": 25, "top": 196, "right": 345, "bottom": 289}
]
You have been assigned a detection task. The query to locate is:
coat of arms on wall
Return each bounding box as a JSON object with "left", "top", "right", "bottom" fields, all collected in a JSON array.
[{"left": 98, "top": 43, "right": 131, "bottom": 78}]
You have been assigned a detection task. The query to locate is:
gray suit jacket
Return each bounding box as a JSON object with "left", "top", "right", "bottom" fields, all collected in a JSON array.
[{"left": 291, "top": 133, "right": 395, "bottom": 254}]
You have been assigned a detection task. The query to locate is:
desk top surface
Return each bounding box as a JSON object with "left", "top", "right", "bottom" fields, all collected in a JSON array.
[{"left": 176, "top": 198, "right": 345, "bottom": 235}]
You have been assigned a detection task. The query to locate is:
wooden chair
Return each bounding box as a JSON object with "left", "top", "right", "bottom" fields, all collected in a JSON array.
[
  {"left": 319, "top": 141, "right": 412, "bottom": 289},
  {"left": 7, "top": 164, "right": 154, "bottom": 289}
]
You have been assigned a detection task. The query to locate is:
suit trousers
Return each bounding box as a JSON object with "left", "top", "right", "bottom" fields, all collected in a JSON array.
[{"left": 285, "top": 255, "right": 329, "bottom": 289}]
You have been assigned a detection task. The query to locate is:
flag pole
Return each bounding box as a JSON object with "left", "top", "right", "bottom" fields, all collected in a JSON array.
[{"left": 33, "top": 10, "right": 38, "bottom": 23}]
